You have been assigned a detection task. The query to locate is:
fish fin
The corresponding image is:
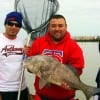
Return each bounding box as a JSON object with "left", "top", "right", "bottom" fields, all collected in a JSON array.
[
  {"left": 67, "top": 64, "right": 79, "bottom": 76},
  {"left": 79, "top": 82, "right": 100, "bottom": 100},
  {"left": 39, "top": 78, "right": 48, "bottom": 89},
  {"left": 84, "top": 87, "right": 100, "bottom": 100},
  {"left": 92, "top": 87, "right": 100, "bottom": 96}
]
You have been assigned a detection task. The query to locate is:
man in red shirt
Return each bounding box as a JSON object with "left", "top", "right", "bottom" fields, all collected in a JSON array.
[{"left": 26, "top": 14, "right": 84, "bottom": 100}]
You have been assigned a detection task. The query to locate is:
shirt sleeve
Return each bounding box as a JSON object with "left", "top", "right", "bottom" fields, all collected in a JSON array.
[{"left": 68, "top": 41, "right": 84, "bottom": 75}]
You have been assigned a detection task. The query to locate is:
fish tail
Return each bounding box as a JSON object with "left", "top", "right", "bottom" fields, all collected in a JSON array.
[
  {"left": 80, "top": 83, "right": 100, "bottom": 100},
  {"left": 92, "top": 87, "right": 100, "bottom": 96}
]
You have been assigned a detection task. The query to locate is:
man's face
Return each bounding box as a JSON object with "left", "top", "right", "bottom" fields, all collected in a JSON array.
[
  {"left": 48, "top": 18, "right": 67, "bottom": 42},
  {"left": 5, "top": 21, "right": 21, "bottom": 38}
]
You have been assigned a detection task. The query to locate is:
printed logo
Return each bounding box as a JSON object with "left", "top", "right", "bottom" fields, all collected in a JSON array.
[
  {"left": 1, "top": 45, "right": 23, "bottom": 57},
  {"left": 42, "top": 49, "right": 63, "bottom": 63}
]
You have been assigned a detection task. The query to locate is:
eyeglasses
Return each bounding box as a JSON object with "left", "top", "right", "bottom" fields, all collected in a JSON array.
[{"left": 6, "top": 21, "right": 22, "bottom": 28}]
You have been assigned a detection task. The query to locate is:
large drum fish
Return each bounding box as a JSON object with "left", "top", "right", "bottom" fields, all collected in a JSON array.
[{"left": 23, "top": 55, "right": 100, "bottom": 100}]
